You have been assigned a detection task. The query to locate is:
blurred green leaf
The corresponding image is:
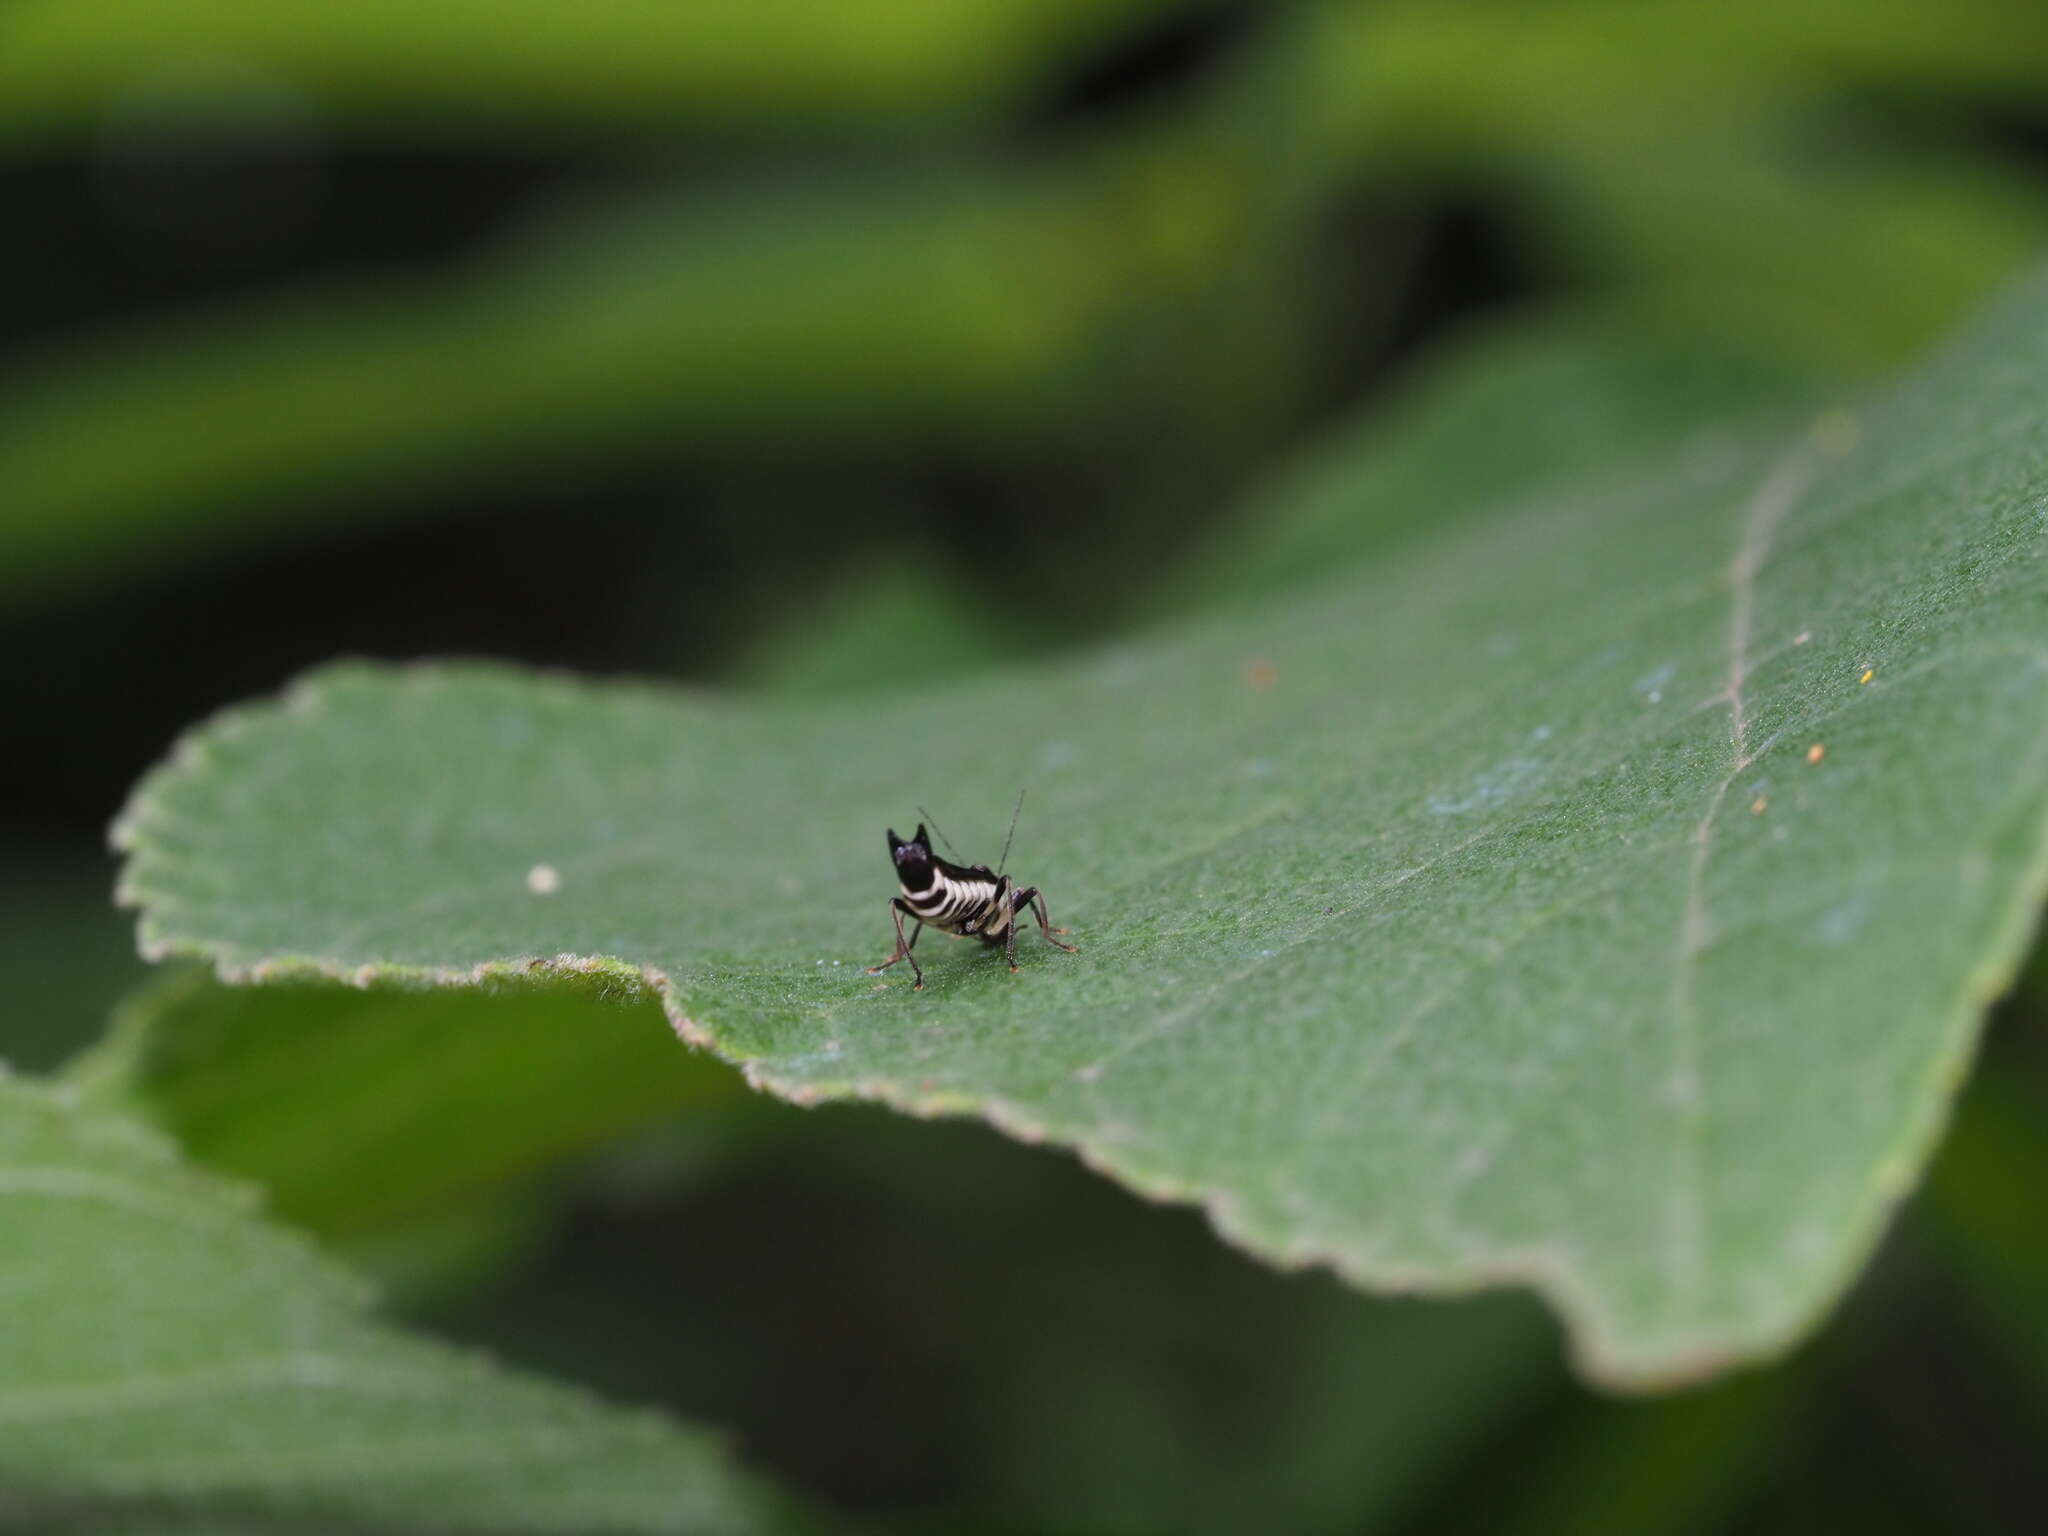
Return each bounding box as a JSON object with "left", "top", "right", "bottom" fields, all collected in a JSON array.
[
  {"left": 0, "top": 159, "right": 1270, "bottom": 606},
  {"left": 69, "top": 966, "right": 746, "bottom": 1238},
  {"left": 1518, "top": 130, "right": 2048, "bottom": 372},
  {"left": 333, "top": 1181, "right": 560, "bottom": 1312},
  {"left": 1442, "top": 1371, "right": 1802, "bottom": 1536},
  {"left": 1311, "top": 0, "right": 2048, "bottom": 153},
  {"left": 1919, "top": 1056, "right": 2048, "bottom": 1421},
  {"left": 1296, "top": 0, "right": 2048, "bottom": 369},
  {"left": 431, "top": 1101, "right": 1559, "bottom": 1533},
  {"left": 112, "top": 267, "right": 2048, "bottom": 1388},
  {"left": 13, "top": 0, "right": 2046, "bottom": 611},
  {"left": 1159, "top": 305, "right": 1838, "bottom": 616},
  {"left": 735, "top": 556, "right": 1006, "bottom": 697},
  {"left": 0, "top": 0, "right": 1177, "bottom": 143},
  {"left": 0, "top": 857, "right": 146, "bottom": 1072},
  {"left": 0, "top": 1075, "right": 820, "bottom": 1532}
]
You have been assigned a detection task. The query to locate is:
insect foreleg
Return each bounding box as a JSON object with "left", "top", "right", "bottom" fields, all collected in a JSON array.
[{"left": 866, "top": 897, "right": 926, "bottom": 989}]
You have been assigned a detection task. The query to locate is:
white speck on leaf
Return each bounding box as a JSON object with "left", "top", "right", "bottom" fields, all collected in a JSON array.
[
  {"left": 525, "top": 863, "right": 561, "bottom": 895},
  {"left": 1428, "top": 756, "right": 1545, "bottom": 815},
  {"left": 1818, "top": 889, "right": 1873, "bottom": 945}
]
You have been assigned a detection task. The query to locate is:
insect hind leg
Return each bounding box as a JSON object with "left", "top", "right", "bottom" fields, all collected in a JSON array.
[
  {"left": 991, "top": 876, "right": 1020, "bottom": 973},
  {"left": 1014, "top": 887, "right": 1079, "bottom": 953},
  {"left": 866, "top": 898, "right": 926, "bottom": 989}
]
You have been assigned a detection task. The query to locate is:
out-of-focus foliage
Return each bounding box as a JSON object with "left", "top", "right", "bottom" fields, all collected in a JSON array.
[
  {"left": 6, "top": 0, "right": 2047, "bottom": 612},
  {"left": 0, "top": 1077, "right": 821, "bottom": 1533},
  {"left": 7, "top": 0, "right": 2048, "bottom": 1531},
  {"left": 0, "top": 0, "right": 1183, "bottom": 140},
  {"left": 0, "top": 860, "right": 146, "bottom": 1072},
  {"left": 1157, "top": 306, "right": 1828, "bottom": 617},
  {"left": 111, "top": 265, "right": 2048, "bottom": 1387},
  {"left": 70, "top": 967, "right": 748, "bottom": 1237}
]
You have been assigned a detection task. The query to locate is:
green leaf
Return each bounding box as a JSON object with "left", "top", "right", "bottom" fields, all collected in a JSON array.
[
  {"left": 1305, "top": 1, "right": 2048, "bottom": 371},
  {"left": 0, "top": 859, "right": 150, "bottom": 1073},
  {"left": 115, "top": 267, "right": 2048, "bottom": 1387},
  {"left": 1156, "top": 305, "right": 1840, "bottom": 619},
  {"left": 69, "top": 966, "right": 744, "bottom": 1239},
  {"left": 734, "top": 556, "right": 1007, "bottom": 698},
  {"left": 0, "top": 164, "right": 1252, "bottom": 608},
  {"left": 0, "top": 1077, "right": 818, "bottom": 1532},
  {"left": 1919, "top": 1053, "right": 2048, "bottom": 1421},
  {"left": 0, "top": 0, "right": 1174, "bottom": 144}
]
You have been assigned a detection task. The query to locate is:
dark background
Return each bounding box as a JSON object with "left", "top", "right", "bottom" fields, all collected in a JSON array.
[{"left": 6, "top": 2, "right": 2048, "bottom": 1529}]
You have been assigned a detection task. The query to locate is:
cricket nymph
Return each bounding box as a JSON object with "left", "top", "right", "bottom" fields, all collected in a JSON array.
[{"left": 866, "top": 809, "right": 1078, "bottom": 991}]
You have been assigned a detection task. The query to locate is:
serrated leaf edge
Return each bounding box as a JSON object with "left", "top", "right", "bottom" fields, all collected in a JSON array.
[{"left": 108, "top": 658, "right": 2048, "bottom": 1391}]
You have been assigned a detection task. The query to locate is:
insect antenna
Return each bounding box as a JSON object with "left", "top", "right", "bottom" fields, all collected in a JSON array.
[
  {"left": 996, "top": 789, "right": 1025, "bottom": 877},
  {"left": 915, "top": 806, "right": 964, "bottom": 862}
]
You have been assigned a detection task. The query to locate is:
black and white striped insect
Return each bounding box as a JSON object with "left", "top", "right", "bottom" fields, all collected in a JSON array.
[{"left": 867, "top": 796, "right": 1078, "bottom": 991}]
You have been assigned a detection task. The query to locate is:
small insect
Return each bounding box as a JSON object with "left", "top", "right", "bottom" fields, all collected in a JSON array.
[{"left": 867, "top": 793, "right": 1078, "bottom": 991}]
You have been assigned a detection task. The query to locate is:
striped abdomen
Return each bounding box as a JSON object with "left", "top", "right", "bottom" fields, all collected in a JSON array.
[{"left": 902, "top": 868, "right": 1012, "bottom": 943}]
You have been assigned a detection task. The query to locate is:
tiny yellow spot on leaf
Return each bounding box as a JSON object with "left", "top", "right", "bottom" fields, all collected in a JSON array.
[
  {"left": 1751, "top": 796, "right": 1768, "bottom": 815},
  {"left": 1806, "top": 744, "right": 1825, "bottom": 764},
  {"left": 1859, "top": 669, "right": 1875, "bottom": 685}
]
